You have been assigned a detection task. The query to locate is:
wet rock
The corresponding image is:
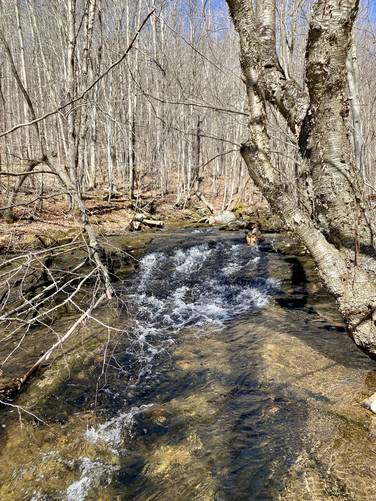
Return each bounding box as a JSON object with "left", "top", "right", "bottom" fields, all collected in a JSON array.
[
  {"left": 361, "top": 393, "right": 376, "bottom": 414},
  {"left": 245, "top": 227, "right": 262, "bottom": 246},
  {"left": 223, "top": 219, "right": 248, "bottom": 231},
  {"left": 271, "top": 238, "right": 309, "bottom": 256}
]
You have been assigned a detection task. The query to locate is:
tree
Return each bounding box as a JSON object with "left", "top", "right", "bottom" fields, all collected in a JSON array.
[
  {"left": 226, "top": 0, "right": 376, "bottom": 365},
  {"left": 0, "top": 1, "right": 253, "bottom": 211}
]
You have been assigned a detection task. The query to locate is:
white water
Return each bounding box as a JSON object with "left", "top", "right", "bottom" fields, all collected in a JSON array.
[
  {"left": 131, "top": 241, "right": 276, "bottom": 330},
  {"left": 85, "top": 404, "right": 154, "bottom": 452},
  {"left": 65, "top": 233, "right": 279, "bottom": 499},
  {"left": 66, "top": 458, "right": 117, "bottom": 501},
  {"left": 115, "top": 239, "right": 278, "bottom": 389}
]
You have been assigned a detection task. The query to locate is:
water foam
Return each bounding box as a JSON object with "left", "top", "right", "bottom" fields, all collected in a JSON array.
[
  {"left": 85, "top": 404, "right": 154, "bottom": 452},
  {"left": 117, "top": 236, "right": 278, "bottom": 387},
  {"left": 174, "top": 244, "right": 212, "bottom": 274},
  {"left": 66, "top": 458, "right": 117, "bottom": 501},
  {"left": 82, "top": 233, "right": 278, "bottom": 464}
]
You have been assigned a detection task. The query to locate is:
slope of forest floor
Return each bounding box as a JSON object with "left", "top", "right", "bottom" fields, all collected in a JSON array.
[{"left": 0, "top": 190, "right": 282, "bottom": 252}]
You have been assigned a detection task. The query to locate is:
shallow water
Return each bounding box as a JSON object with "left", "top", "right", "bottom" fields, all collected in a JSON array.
[{"left": 1, "top": 229, "right": 376, "bottom": 500}]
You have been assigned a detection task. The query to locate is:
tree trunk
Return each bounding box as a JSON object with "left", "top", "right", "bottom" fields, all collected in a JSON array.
[
  {"left": 226, "top": 0, "right": 376, "bottom": 362},
  {"left": 67, "top": 0, "right": 78, "bottom": 189}
]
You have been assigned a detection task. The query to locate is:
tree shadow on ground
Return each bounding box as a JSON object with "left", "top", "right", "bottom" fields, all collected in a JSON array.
[{"left": 258, "top": 243, "right": 374, "bottom": 371}]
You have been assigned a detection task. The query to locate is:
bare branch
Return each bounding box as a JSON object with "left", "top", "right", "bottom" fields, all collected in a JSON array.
[{"left": 0, "top": 9, "right": 155, "bottom": 139}]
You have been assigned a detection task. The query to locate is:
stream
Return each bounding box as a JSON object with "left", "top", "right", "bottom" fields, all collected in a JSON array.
[{"left": 1, "top": 228, "right": 376, "bottom": 500}]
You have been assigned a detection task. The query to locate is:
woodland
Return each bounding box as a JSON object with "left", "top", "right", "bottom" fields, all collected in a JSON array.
[
  {"left": 0, "top": 0, "right": 376, "bottom": 501},
  {"left": 0, "top": 0, "right": 376, "bottom": 498}
]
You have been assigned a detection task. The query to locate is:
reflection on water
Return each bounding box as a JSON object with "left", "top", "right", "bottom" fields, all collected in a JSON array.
[{"left": 1, "top": 229, "right": 376, "bottom": 500}]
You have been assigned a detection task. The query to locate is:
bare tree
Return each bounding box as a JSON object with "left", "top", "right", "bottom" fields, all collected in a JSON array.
[
  {"left": 0, "top": 1, "right": 254, "bottom": 210},
  {"left": 226, "top": 0, "right": 376, "bottom": 368}
]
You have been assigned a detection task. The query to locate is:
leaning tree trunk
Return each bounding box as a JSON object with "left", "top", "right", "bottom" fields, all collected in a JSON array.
[
  {"left": 0, "top": 24, "right": 114, "bottom": 300},
  {"left": 226, "top": 0, "right": 376, "bottom": 367}
]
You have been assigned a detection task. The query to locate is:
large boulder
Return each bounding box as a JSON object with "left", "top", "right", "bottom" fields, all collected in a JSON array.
[{"left": 208, "top": 210, "right": 237, "bottom": 226}]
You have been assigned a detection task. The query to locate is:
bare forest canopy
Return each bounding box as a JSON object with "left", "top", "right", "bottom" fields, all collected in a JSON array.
[
  {"left": 0, "top": 0, "right": 245, "bottom": 207},
  {"left": 0, "top": 0, "right": 374, "bottom": 209}
]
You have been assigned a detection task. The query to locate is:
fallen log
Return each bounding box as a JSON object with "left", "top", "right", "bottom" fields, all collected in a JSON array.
[
  {"left": 134, "top": 213, "right": 164, "bottom": 228},
  {"left": 141, "top": 218, "right": 164, "bottom": 228},
  {"left": 195, "top": 190, "right": 214, "bottom": 214}
]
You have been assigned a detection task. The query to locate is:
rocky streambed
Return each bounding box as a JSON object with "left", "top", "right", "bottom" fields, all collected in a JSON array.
[{"left": 0, "top": 228, "right": 375, "bottom": 500}]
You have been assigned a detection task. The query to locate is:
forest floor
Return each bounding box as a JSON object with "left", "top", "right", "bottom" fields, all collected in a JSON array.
[
  {"left": 0, "top": 192, "right": 184, "bottom": 252},
  {"left": 0, "top": 189, "right": 281, "bottom": 252}
]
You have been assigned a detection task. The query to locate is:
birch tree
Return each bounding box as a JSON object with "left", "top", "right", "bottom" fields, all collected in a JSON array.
[{"left": 226, "top": 0, "right": 376, "bottom": 368}]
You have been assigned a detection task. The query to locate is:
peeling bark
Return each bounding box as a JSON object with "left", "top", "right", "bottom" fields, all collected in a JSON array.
[
  {"left": 302, "top": 0, "right": 375, "bottom": 251},
  {"left": 227, "top": 0, "right": 376, "bottom": 361}
]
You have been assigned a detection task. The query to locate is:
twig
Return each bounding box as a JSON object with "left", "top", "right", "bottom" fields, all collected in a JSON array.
[
  {"left": 0, "top": 399, "right": 50, "bottom": 426},
  {"left": 0, "top": 9, "right": 156, "bottom": 139},
  {"left": 4, "top": 292, "right": 109, "bottom": 396}
]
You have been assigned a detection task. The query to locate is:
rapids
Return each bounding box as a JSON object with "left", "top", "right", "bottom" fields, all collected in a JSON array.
[{"left": 1, "top": 229, "right": 376, "bottom": 500}]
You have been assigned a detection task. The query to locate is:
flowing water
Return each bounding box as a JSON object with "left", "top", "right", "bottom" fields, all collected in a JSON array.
[{"left": 1, "top": 229, "right": 376, "bottom": 500}]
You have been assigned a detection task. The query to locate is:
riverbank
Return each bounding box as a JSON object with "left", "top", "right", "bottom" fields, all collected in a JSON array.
[
  {"left": 0, "top": 191, "right": 282, "bottom": 252},
  {"left": 0, "top": 228, "right": 375, "bottom": 500}
]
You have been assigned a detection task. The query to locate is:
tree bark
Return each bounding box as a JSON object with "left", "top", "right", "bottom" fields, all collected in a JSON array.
[
  {"left": 226, "top": 0, "right": 376, "bottom": 362},
  {"left": 302, "top": 0, "right": 375, "bottom": 251},
  {"left": 346, "top": 30, "right": 363, "bottom": 174}
]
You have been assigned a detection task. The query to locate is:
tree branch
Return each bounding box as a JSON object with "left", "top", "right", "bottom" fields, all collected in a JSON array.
[{"left": 0, "top": 8, "right": 155, "bottom": 139}]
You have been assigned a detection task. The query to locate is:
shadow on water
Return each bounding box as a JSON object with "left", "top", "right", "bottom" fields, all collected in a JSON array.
[
  {"left": 104, "top": 325, "right": 309, "bottom": 500},
  {"left": 257, "top": 242, "right": 371, "bottom": 371},
  {"left": 275, "top": 256, "right": 308, "bottom": 308},
  {"left": 0, "top": 229, "right": 375, "bottom": 500},
  {"left": 213, "top": 326, "right": 309, "bottom": 500}
]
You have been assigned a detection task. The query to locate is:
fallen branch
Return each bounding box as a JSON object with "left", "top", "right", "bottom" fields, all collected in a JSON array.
[
  {"left": 0, "top": 171, "right": 59, "bottom": 177},
  {"left": 0, "top": 191, "right": 68, "bottom": 211},
  {"left": 0, "top": 293, "right": 107, "bottom": 400},
  {"left": 142, "top": 219, "right": 164, "bottom": 228},
  {"left": 195, "top": 191, "right": 214, "bottom": 214},
  {"left": 133, "top": 213, "right": 164, "bottom": 228},
  {"left": 0, "top": 398, "right": 50, "bottom": 426}
]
